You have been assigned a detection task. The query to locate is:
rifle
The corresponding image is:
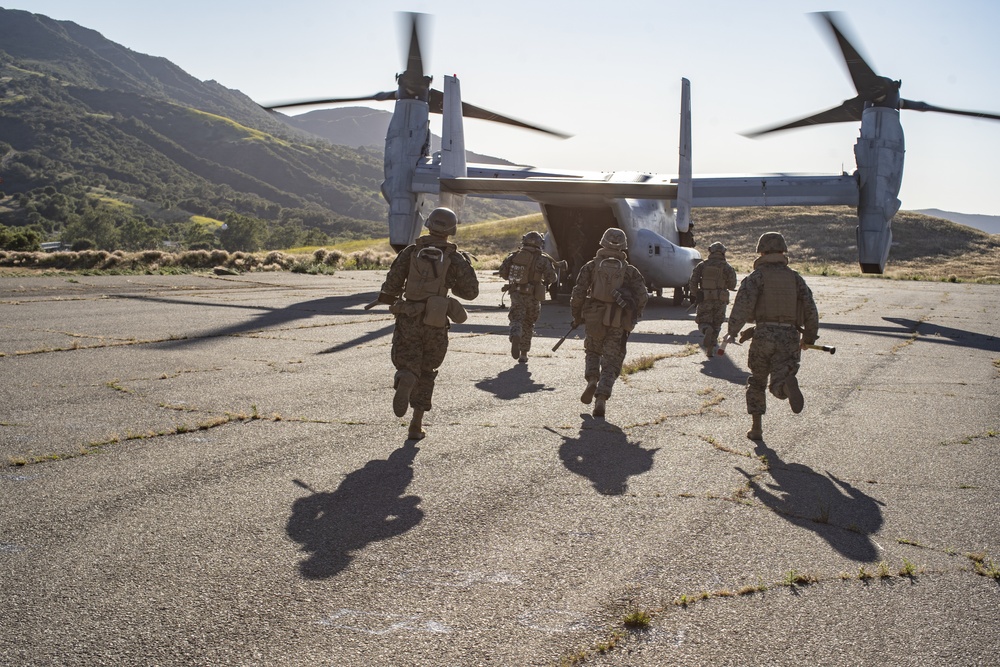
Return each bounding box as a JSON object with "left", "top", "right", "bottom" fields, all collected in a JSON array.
[
  {"left": 552, "top": 323, "right": 579, "bottom": 352},
  {"left": 735, "top": 326, "right": 835, "bottom": 354},
  {"left": 364, "top": 291, "right": 397, "bottom": 310}
]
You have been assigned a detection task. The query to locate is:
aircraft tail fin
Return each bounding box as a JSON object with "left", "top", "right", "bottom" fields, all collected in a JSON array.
[
  {"left": 676, "top": 77, "right": 693, "bottom": 233},
  {"left": 439, "top": 75, "right": 467, "bottom": 220}
]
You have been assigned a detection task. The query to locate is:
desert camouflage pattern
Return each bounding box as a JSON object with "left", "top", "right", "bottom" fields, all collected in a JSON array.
[
  {"left": 498, "top": 247, "right": 558, "bottom": 352},
  {"left": 727, "top": 253, "right": 819, "bottom": 415},
  {"left": 381, "top": 235, "right": 479, "bottom": 411},
  {"left": 571, "top": 254, "right": 648, "bottom": 398},
  {"left": 688, "top": 253, "right": 737, "bottom": 347}
]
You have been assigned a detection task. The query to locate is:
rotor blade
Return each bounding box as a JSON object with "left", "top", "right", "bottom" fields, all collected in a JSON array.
[
  {"left": 428, "top": 89, "right": 571, "bottom": 138},
  {"left": 901, "top": 99, "right": 1000, "bottom": 121},
  {"left": 813, "top": 11, "right": 882, "bottom": 96},
  {"left": 402, "top": 12, "right": 426, "bottom": 79},
  {"left": 743, "top": 97, "right": 867, "bottom": 137},
  {"left": 261, "top": 92, "right": 396, "bottom": 111}
]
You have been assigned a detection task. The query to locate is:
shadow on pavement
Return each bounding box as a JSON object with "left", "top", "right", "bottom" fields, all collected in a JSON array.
[
  {"left": 550, "top": 417, "right": 659, "bottom": 496},
  {"left": 738, "top": 440, "right": 885, "bottom": 562},
  {"left": 286, "top": 441, "right": 423, "bottom": 579},
  {"left": 819, "top": 317, "right": 1000, "bottom": 353},
  {"left": 698, "top": 352, "right": 751, "bottom": 386},
  {"left": 475, "top": 363, "right": 556, "bottom": 400}
]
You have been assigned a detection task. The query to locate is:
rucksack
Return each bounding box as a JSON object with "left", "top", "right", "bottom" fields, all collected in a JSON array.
[
  {"left": 507, "top": 248, "right": 537, "bottom": 286},
  {"left": 404, "top": 245, "right": 452, "bottom": 302},
  {"left": 590, "top": 257, "right": 626, "bottom": 303}
]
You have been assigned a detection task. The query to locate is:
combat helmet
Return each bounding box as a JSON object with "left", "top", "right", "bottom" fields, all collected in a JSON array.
[
  {"left": 599, "top": 228, "right": 628, "bottom": 252},
  {"left": 755, "top": 232, "right": 787, "bottom": 254},
  {"left": 708, "top": 242, "right": 727, "bottom": 255},
  {"left": 425, "top": 207, "right": 458, "bottom": 237},
  {"left": 521, "top": 231, "right": 544, "bottom": 249}
]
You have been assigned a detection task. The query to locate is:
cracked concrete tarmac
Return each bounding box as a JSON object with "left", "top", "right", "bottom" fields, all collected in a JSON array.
[{"left": 1, "top": 271, "right": 998, "bottom": 666}]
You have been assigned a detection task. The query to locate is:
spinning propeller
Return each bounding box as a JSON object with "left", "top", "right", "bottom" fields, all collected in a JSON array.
[
  {"left": 262, "top": 12, "right": 569, "bottom": 138},
  {"left": 745, "top": 12, "right": 1000, "bottom": 137}
]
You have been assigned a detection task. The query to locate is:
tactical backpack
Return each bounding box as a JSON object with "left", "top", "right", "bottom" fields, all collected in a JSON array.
[
  {"left": 590, "top": 257, "right": 626, "bottom": 303},
  {"left": 507, "top": 248, "right": 537, "bottom": 288},
  {"left": 404, "top": 246, "right": 452, "bottom": 302},
  {"left": 699, "top": 263, "right": 729, "bottom": 302}
]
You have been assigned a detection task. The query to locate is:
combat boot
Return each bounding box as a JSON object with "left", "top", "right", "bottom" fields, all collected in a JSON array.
[
  {"left": 518, "top": 352, "right": 528, "bottom": 364},
  {"left": 408, "top": 409, "right": 426, "bottom": 440},
  {"left": 393, "top": 371, "right": 417, "bottom": 418},
  {"left": 510, "top": 335, "right": 520, "bottom": 359},
  {"left": 784, "top": 375, "right": 804, "bottom": 414},
  {"left": 580, "top": 379, "right": 598, "bottom": 404},
  {"left": 747, "top": 414, "right": 763, "bottom": 440},
  {"left": 593, "top": 395, "right": 607, "bottom": 418},
  {"left": 701, "top": 326, "right": 715, "bottom": 357}
]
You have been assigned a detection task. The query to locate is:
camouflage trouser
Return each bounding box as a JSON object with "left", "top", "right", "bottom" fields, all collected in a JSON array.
[
  {"left": 695, "top": 300, "right": 728, "bottom": 347},
  {"left": 508, "top": 291, "right": 542, "bottom": 352},
  {"left": 746, "top": 325, "right": 801, "bottom": 415},
  {"left": 391, "top": 313, "right": 449, "bottom": 412},
  {"left": 584, "top": 327, "right": 627, "bottom": 398}
]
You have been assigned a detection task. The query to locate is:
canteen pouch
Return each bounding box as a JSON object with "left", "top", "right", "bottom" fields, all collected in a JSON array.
[
  {"left": 446, "top": 297, "right": 468, "bottom": 324},
  {"left": 423, "top": 295, "right": 450, "bottom": 328}
]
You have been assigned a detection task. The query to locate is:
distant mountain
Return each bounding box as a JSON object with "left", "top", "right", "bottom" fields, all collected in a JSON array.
[
  {"left": 0, "top": 7, "right": 531, "bottom": 252},
  {"left": 912, "top": 209, "right": 1000, "bottom": 235},
  {"left": 280, "top": 106, "right": 519, "bottom": 166}
]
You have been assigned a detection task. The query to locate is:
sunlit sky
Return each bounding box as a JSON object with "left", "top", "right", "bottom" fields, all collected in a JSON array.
[{"left": 4, "top": 0, "right": 1000, "bottom": 215}]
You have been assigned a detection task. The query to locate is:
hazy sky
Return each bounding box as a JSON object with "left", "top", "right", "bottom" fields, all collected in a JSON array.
[{"left": 4, "top": 0, "right": 999, "bottom": 215}]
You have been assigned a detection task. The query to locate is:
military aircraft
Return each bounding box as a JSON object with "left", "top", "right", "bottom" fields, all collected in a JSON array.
[{"left": 262, "top": 12, "right": 1000, "bottom": 302}]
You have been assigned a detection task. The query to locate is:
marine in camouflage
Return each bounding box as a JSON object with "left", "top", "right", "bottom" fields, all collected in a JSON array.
[
  {"left": 570, "top": 246, "right": 648, "bottom": 401},
  {"left": 688, "top": 244, "right": 737, "bottom": 354},
  {"left": 498, "top": 240, "right": 558, "bottom": 360},
  {"left": 380, "top": 233, "right": 479, "bottom": 414},
  {"left": 727, "top": 243, "right": 819, "bottom": 418}
]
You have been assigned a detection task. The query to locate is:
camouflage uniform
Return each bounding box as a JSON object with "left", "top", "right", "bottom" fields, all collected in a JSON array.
[
  {"left": 570, "top": 229, "right": 648, "bottom": 414},
  {"left": 688, "top": 242, "right": 737, "bottom": 355},
  {"left": 378, "top": 210, "right": 479, "bottom": 438},
  {"left": 498, "top": 233, "right": 558, "bottom": 362},
  {"left": 727, "top": 236, "right": 819, "bottom": 424}
]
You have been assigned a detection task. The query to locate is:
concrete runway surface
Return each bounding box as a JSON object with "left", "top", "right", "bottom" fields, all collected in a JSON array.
[{"left": 1, "top": 270, "right": 998, "bottom": 666}]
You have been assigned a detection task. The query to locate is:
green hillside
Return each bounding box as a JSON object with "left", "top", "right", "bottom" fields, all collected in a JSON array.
[{"left": 0, "top": 7, "right": 532, "bottom": 253}]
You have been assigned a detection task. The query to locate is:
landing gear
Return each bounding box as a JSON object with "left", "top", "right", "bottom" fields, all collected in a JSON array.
[{"left": 673, "top": 286, "right": 684, "bottom": 307}]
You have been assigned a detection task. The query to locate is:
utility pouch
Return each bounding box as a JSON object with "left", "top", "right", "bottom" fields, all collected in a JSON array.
[
  {"left": 583, "top": 303, "right": 608, "bottom": 339},
  {"left": 446, "top": 296, "right": 468, "bottom": 324},
  {"left": 423, "top": 295, "right": 450, "bottom": 328},
  {"left": 390, "top": 300, "right": 425, "bottom": 318},
  {"left": 534, "top": 282, "right": 547, "bottom": 300},
  {"left": 602, "top": 303, "right": 624, "bottom": 328}
]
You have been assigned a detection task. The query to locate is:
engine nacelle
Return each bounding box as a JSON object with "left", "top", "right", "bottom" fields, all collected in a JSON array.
[
  {"left": 383, "top": 98, "right": 431, "bottom": 251},
  {"left": 854, "top": 106, "right": 904, "bottom": 273}
]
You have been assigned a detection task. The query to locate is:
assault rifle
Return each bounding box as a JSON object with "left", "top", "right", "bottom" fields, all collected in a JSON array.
[
  {"left": 552, "top": 322, "right": 579, "bottom": 352},
  {"left": 729, "top": 325, "right": 835, "bottom": 354}
]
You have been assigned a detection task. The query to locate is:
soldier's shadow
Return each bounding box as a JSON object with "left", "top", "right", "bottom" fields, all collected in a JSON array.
[
  {"left": 550, "top": 416, "right": 658, "bottom": 496},
  {"left": 698, "top": 351, "right": 750, "bottom": 386},
  {"left": 475, "top": 363, "right": 556, "bottom": 400},
  {"left": 737, "top": 441, "right": 885, "bottom": 562},
  {"left": 286, "top": 442, "right": 423, "bottom": 579}
]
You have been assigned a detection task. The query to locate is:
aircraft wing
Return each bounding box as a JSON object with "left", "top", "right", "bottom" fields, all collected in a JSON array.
[
  {"left": 687, "top": 174, "right": 860, "bottom": 207},
  {"left": 438, "top": 175, "right": 677, "bottom": 207}
]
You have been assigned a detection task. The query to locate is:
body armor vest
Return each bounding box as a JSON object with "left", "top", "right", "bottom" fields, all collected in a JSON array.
[{"left": 755, "top": 267, "right": 798, "bottom": 324}]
